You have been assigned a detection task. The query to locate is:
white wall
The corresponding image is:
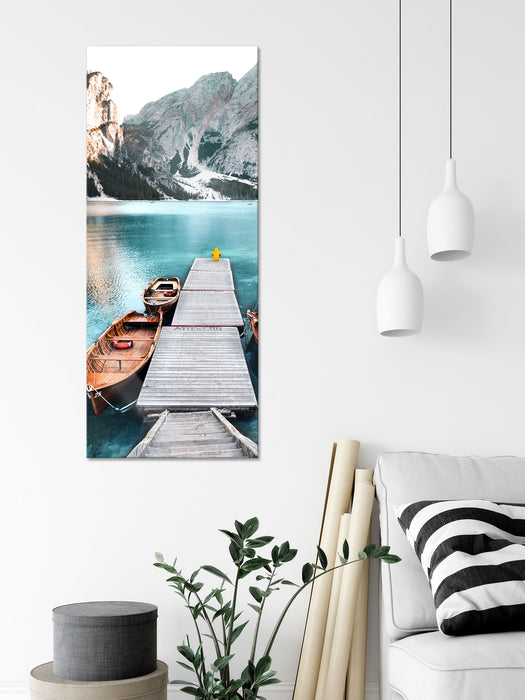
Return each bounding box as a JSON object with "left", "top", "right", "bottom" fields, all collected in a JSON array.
[{"left": 2, "top": 0, "right": 524, "bottom": 697}]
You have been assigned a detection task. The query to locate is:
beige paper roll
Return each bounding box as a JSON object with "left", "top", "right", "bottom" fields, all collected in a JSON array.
[
  {"left": 323, "top": 479, "right": 375, "bottom": 700},
  {"left": 346, "top": 528, "right": 371, "bottom": 700},
  {"left": 293, "top": 439, "right": 360, "bottom": 700},
  {"left": 314, "top": 513, "right": 352, "bottom": 700},
  {"left": 355, "top": 469, "right": 373, "bottom": 485}
]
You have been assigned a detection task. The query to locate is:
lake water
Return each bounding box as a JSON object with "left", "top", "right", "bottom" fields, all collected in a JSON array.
[{"left": 87, "top": 200, "right": 258, "bottom": 458}]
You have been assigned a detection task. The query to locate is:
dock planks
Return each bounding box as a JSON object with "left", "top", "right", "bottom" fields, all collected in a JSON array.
[
  {"left": 173, "top": 291, "right": 243, "bottom": 327},
  {"left": 137, "top": 327, "right": 256, "bottom": 411},
  {"left": 137, "top": 257, "right": 256, "bottom": 416},
  {"left": 128, "top": 409, "right": 257, "bottom": 458},
  {"left": 183, "top": 258, "right": 234, "bottom": 290}
]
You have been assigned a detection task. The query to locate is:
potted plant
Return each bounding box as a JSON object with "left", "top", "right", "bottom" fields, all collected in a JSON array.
[{"left": 154, "top": 516, "right": 400, "bottom": 699}]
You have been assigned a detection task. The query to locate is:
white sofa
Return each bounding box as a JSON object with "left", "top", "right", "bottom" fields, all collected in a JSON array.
[{"left": 373, "top": 452, "right": 525, "bottom": 700}]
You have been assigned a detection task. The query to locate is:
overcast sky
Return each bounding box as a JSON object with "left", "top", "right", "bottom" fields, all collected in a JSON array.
[{"left": 87, "top": 46, "right": 257, "bottom": 121}]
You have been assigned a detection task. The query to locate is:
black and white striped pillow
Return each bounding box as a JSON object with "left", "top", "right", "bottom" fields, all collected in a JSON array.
[{"left": 395, "top": 500, "right": 525, "bottom": 636}]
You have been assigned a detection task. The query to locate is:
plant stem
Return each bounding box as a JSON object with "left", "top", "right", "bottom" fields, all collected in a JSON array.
[
  {"left": 186, "top": 593, "right": 205, "bottom": 683},
  {"left": 263, "top": 558, "right": 362, "bottom": 659},
  {"left": 250, "top": 565, "right": 276, "bottom": 664},
  {"left": 224, "top": 567, "right": 241, "bottom": 686},
  {"left": 192, "top": 590, "right": 226, "bottom": 686}
]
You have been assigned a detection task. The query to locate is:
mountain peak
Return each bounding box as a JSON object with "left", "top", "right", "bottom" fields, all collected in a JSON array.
[{"left": 86, "top": 71, "right": 121, "bottom": 161}]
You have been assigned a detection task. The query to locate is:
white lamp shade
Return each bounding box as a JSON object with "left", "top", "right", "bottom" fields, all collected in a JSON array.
[
  {"left": 377, "top": 237, "right": 423, "bottom": 336},
  {"left": 427, "top": 159, "right": 474, "bottom": 261}
]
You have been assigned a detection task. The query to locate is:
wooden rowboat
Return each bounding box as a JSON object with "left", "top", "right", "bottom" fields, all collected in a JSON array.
[
  {"left": 142, "top": 277, "right": 180, "bottom": 315},
  {"left": 247, "top": 309, "right": 258, "bottom": 344},
  {"left": 86, "top": 311, "right": 163, "bottom": 416}
]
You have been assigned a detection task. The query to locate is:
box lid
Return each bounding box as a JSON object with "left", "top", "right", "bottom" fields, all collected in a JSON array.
[{"left": 52, "top": 601, "right": 157, "bottom": 628}]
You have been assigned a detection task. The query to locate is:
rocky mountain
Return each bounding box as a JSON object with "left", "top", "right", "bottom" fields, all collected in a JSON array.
[
  {"left": 86, "top": 72, "right": 122, "bottom": 161},
  {"left": 86, "top": 66, "right": 258, "bottom": 201},
  {"left": 204, "top": 65, "right": 258, "bottom": 180}
]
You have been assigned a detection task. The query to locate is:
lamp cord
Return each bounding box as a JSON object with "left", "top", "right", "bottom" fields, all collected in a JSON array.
[
  {"left": 399, "top": 0, "right": 402, "bottom": 237},
  {"left": 449, "top": 0, "right": 453, "bottom": 159}
]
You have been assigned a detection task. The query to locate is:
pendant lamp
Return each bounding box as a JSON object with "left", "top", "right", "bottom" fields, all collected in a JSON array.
[
  {"left": 377, "top": 0, "right": 423, "bottom": 337},
  {"left": 427, "top": 0, "right": 474, "bottom": 260}
]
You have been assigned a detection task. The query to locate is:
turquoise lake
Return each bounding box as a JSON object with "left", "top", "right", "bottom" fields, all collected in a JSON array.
[{"left": 86, "top": 200, "right": 258, "bottom": 458}]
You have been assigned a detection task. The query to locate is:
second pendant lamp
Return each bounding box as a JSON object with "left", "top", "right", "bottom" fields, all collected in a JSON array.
[
  {"left": 427, "top": 0, "right": 475, "bottom": 260},
  {"left": 377, "top": 0, "right": 423, "bottom": 336}
]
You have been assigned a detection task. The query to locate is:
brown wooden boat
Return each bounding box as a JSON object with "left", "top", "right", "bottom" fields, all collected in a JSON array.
[
  {"left": 247, "top": 309, "right": 258, "bottom": 344},
  {"left": 86, "top": 311, "right": 163, "bottom": 415},
  {"left": 142, "top": 277, "right": 180, "bottom": 315}
]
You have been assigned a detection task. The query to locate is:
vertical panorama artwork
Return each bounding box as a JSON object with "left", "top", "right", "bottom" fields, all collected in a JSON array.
[{"left": 86, "top": 46, "right": 258, "bottom": 458}]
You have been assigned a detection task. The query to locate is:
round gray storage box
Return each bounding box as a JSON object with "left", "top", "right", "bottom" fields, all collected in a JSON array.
[
  {"left": 30, "top": 661, "right": 168, "bottom": 700},
  {"left": 53, "top": 602, "right": 157, "bottom": 682}
]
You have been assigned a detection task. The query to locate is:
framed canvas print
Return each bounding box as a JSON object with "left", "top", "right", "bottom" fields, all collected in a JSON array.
[{"left": 86, "top": 46, "right": 258, "bottom": 459}]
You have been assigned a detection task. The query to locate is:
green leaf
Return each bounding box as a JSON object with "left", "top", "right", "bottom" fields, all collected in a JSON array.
[
  {"left": 343, "top": 539, "right": 350, "bottom": 560},
  {"left": 280, "top": 548, "right": 298, "bottom": 563},
  {"left": 339, "top": 555, "right": 348, "bottom": 565},
  {"left": 380, "top": 554, "right": 402, "bottom": 564},
  {"left": 241, "top": 660, "right": 256, "bottom": 684},
  {"left": 281, "top": 579, "right": 299, "bottom": 586},
  {"left": 248, "top": 603, "right": 262, "bottom": 614},
  {"left": 373, "top": 545, "right": 391, "bottom": 558},
  {"left": 154, "top": 552, "right": 164, "bottom": 563},
  {"left": 243, "top": 517, "right": 260, "bottom": 539},
  {"left": 235, "top": 520, "right": 245, "bottom": 537},
  {"left": 219, "top": 529, "right": 243, "bottom": 546},
  {"left": 240, "top": 557, "right": 271, "bottom": 575},
  {"left": 271, "top": 545, "right": 280, "bottom": 565},
  {"left": 363, "top": 543, "right": 376, "bottom": 556},
  {"left": 278, "top": 541, "right": 290, "bottom": 558},
  {"left": 213, "top": 603, "right": 231, "bottom": 621},
  {"left": 169, "top": 679, "right": 195, "bottom": 685},
  {"left": 227, "top": 678, "right": 244, "bottom": 693},
  {"left": 229, "top": 541, "right": 242, "bottom": 564},
  {"left": 212, "top": 654, "right": 235, "bottom": 671},
  {"left": 153, "top": 562, "right": 177, "bottom": 574},
  {"left": 249, "top": 586, "right": 264, "bottom": 603},
  {"left": 230, "top": 620, "right": 249, "bottom": 644},
  {"left": 180, "top": 688, "right": 205, "bottom": 697},
  {"left": 255, "top": 655, "right": 272, "bottom": 677},
  {"left": 201, "top": 565, "right": 233, "bottom": 584},
  {"left": 259, "top": 677, "right": 281, "bottom": 686},
  {"left": 177, "top": 645, "right": 194, "bottom": 663},
  {"left": 176, "top": 661, "right": 194, "bottom": 672},
  {"left": 358, "top": 551, "right": 368, "bottom": 561},
  {"left": 247, "top": 536, "right": 274, "bottom": 548},
  {"left": 302, "top": 562, "right": 314, "bottom": 584},
  {"left": 184, "top": 581, "right": 203, "bottom": 594},
  {"left": 317, "top": 546, "right": 328, "bottom": 570}
]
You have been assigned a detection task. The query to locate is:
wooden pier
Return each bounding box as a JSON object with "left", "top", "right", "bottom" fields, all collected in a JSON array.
[
  {"left": 136, "top": 257, "right": 257, "bottom": 415},
  {"left": 127, "top": 408, "right": 258, "bottom": 458}
]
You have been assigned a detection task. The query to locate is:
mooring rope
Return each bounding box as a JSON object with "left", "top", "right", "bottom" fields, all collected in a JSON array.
[{"left": 86, "top": 384, "right": 137, "bottom": 413}]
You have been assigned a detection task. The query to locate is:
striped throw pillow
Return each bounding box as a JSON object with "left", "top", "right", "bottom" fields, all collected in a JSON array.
[{"left": 395, "top": 500, "right": 525, "bottom": 636}]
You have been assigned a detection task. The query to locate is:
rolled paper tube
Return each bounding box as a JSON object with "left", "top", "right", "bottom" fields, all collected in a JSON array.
[
  {"left": 293, "top": 439, "right": 360, "bottom": 700},
  {"left": 323, "top": 479, "right": 376, "bottom": 700},
  {"left": 354, "top": 468, "right": 374, "bottom": 485},
  {"left": 314, "top": 513, "right": 352, "bottom": 700},
  {"left": 346, "top": 526, "right": 372, "bottom": 700}
]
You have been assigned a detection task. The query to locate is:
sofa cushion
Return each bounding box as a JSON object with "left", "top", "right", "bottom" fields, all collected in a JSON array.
[
  {"left": 395, "top": 499, "right": 525, "bottom": 636},
  {"left": 373, "top": 452, "right": 525, "bottom": 640},
  {"left": 389, "top": 630, "right": 525, "bottom": 700}
]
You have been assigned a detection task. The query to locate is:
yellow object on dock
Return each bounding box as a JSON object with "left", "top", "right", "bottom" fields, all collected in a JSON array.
[{"left": 212, "top": 247, "right": 222, "bottom": 261}]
